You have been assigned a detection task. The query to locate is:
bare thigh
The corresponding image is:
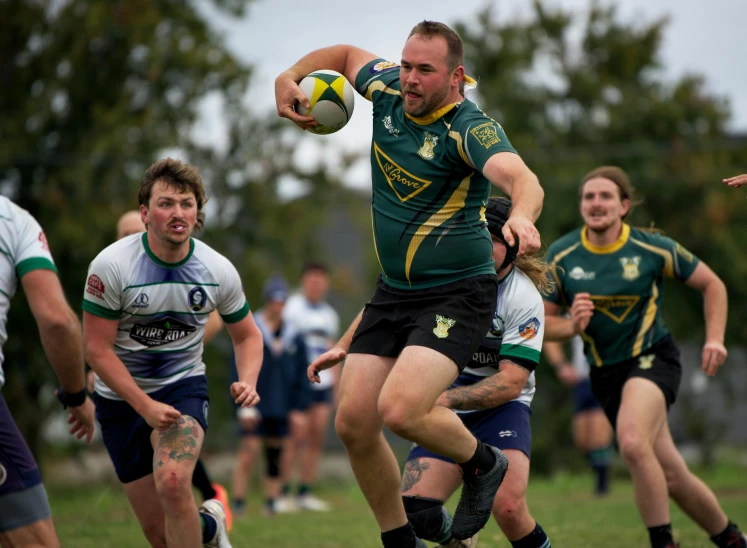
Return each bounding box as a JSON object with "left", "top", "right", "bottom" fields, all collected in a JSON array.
[{"left": 0, "top": 518, "right": 60, "bottom": 548}]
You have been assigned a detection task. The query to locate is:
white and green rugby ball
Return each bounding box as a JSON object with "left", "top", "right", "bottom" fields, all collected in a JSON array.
[{"left": 295, "top": 70, "right": 355, "bottom": 135}]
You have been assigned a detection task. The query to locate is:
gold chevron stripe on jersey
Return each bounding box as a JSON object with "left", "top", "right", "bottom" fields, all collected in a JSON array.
[
  {"left": 374, "top": 143, "right": 432, "bottom": 203},
  {"left": 404, "top": 175, "right": 472, "bottom": 284},
  {"left": 365, "top": 81, "right": 401, "bottom": 101},
  {"left": 633, "top": 281, "right": 659, "bottom": 356}
]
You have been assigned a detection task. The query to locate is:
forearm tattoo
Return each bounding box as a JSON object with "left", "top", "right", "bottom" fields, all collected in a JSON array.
[
  {"left": 401, "top": 458, "right": 430, "bottom": 492},
  {"left": 443, "top": 361, "right": 516, "bottom": 411},
  {"left": 154, "top": 416, "right": 200, "bottom": 468}
]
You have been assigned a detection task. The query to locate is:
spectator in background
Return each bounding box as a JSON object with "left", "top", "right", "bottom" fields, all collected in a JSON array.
[
  {"left": 543, "top": 336, "right": 614, "bottom": 496},
  {"left": 231, "top": 276, "right": 308, "bottom": 517},
  {"left": 277, "top": 262, "right": 340, "bottom": 513}
]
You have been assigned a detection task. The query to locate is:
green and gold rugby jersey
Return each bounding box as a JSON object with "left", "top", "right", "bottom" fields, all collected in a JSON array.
[
  {"left": 355, "top": 59, "right": 518, "bottom": 289},
  {"left": 544, "top": 223, "right": 699, "bottom": 367}
]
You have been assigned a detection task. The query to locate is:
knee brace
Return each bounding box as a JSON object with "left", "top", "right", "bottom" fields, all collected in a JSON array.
[
  {"left": 264, "top": 445, "right": 282, "bottom": 478},
  {"left": 402, "top": 496, "right": 451, "bottom": 544}
]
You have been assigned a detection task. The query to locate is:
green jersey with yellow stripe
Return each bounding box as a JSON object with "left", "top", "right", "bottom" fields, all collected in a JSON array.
[
  {"left": 354, "top": 59, "right": 518, "bottom": 289},
  {"left": 544, "top": 224, "right": 699, "bottom": 367}
]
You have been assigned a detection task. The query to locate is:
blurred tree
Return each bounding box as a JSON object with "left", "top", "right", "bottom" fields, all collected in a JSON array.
[
  {"left": 454, "top": 0, "right": 747, "bottom": 472},
  {"left": 0, "top": 0, "right": 352, "bottom": 456}
]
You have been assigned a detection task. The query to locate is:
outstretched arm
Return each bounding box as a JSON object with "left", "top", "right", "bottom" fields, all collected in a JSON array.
[{"left": 685, "top": 261, "right": 728, "bottom": 376}]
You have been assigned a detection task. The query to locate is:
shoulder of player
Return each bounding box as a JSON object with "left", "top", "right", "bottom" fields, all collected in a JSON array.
[
  {"left": 191, "top": 238, "right": 236, "bottom": 273},
  {"left": 505, "top": 269, "right": 543, "bottom": 312},
  {"left": 356, "top": 59, "right": 401, "bottom": 97},
  {"left": 627, "top": 225, "right": 673, "bottom": 246},
  {"left": 0, "top": 197, "right": 37, "bottom": 234},
  {"left": 92, "top": 235, "right": 143, "bottom": 266},
  {"left": 546, "top": 228, "right": 584, "bottom": 261},
  {"left": 448, "top": 99, "right": 500, "bottom": 133}
]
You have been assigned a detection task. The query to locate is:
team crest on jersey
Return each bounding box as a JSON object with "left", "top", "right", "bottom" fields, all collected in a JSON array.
[
  {"left": 469, "top": 121, "right": 502, "bottom": 149},
  {"left": 518, "top": 317, "right": 541, "bottom": 339},
  {"left": 620, "top": 256, "right": 641, "bottom": 281},
  {"left": 130, "top": 317, "right": 196, "bottom": 347},
  {"left": 188, "top": 287, "right": 208, "bottom": 311},
  {"left": 418, "top": 132, "right": 438, "bottom": 160},
  {"left": 638, "top": 355, "right": 655, "bottom": 370},
  {"left": 433, "top": 315, "right": 456, "bottom": 339}
]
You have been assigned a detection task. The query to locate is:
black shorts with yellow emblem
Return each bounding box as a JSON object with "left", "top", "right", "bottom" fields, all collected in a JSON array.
[
  {"left": 348, "top": 274, "right": 497, "bottom": 372},
  {"left": 589, "top": 334, "right": 682, "bottom": 427}
]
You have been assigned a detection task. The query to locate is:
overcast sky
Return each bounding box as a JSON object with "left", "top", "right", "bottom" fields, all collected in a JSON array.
[{"left": 198, "top": 0, "right": 746, "bottom": 190}]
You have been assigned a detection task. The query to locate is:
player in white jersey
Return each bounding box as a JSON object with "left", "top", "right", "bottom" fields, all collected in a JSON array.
[
  {"left": 543, "top": 335, "right": 614, "bottom": 496},
  {"left": 0, "top": 196, "right": 95, "bottom": 547},
  {"left": 278, "top": 261, "right": 340, "bottom": 512},
  {"left": 82, "top": 159, "right": 263, "bottom": 548},
  {"left": 308, "top": 198, "right": 553, "bottom": 548}
]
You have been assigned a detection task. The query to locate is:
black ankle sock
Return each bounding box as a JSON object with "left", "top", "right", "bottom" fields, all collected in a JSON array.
[
  {"left": 381, "top": 522, "right": 416, "bottom": 548},
  {"left": 711, "top": 521, "right": 746, "bottom": 548},
  {"left": 511, "top": 522, "right": 550, "bottom": 548},
  {"left": 191, "top": 459, "right": 216, "bottom": 500},
  {"left": 648, "top": 524, "right": 675, "bottom": 548},
  {"left": 458, "top": 440, "right": 496, "bottom": 477}
]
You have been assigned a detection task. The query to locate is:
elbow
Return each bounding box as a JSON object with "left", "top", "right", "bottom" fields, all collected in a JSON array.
[
  {"left": 38, "top": 308, "right": 79, "bottom": 339},
  {"left": 507, "top": 383, "right": 524, "bottom": 401}
]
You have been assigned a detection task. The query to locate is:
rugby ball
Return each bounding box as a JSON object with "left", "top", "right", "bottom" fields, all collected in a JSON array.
[{"left": 295, "top": 70, "right": 355, "bottom": 135}]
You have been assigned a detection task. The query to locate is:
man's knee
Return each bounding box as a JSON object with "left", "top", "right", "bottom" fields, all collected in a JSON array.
[
  {"left": 154, "top": 466, "right": 193, "bottom": 507},
  {"left": 379, "top": 398, "right": 419, "bottom": 439},
  {"left": 402, "top": 496, "right": 451, "bottom": 544},
  {"left": 335, "top": 404, "right": 379, "bottom": 447},
  {"left": 617, "top": 430, "right": 652, "bottom": 466},
  {"left": 492, "top": 494, "right": 526, "bottom": 530}
]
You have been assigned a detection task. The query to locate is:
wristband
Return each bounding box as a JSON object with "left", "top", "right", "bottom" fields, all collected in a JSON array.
[{"left": 57, "top": 387, "right": 87, "bottom": 409}]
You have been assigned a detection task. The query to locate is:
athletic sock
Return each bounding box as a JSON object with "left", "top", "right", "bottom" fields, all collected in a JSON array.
[
  {"left": 711, "top": 521, "right": 747, "bottom": 548},
  {"left": 586, "top": 446, "right": 613, "bottom": 495},
  {"left": 232, "top": 498, "right": 245, "bottom": 513},
  {"left": 298, "top": 483, "right": 310, "bottom": 496},
  {"left": 648, "top": 524, "right": 675, "bottom": 548},
  {"left": 265, "top": 497, "right": 276, "bottom": 515},
  {"left": 281, "top": 483, "right": 291, "bottom": 496},
  {"left": 381, "top": 522, "right": 417, "bottom": 548},
  {"left": 510, "top": 522, "right": 551, "bottom": 548},
  {"left": 200, "top": 512, "right": 218, "bottom": 544},
  {"left": 458, "top": 440, "right": 497, "bottom": 478},
  {"left": 192, "top": 459, "right": 217, "bottom": 500}
]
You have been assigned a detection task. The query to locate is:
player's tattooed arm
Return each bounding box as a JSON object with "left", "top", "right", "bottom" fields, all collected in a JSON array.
[
  {"left": 153, "top": 416, "right": 201, "bottom": 468},
  {"left": 436, "top": 360, "right": 529, "bottom": 411},
  {"left": 401, "top": 458, "right": 430, "bottom": 492}
]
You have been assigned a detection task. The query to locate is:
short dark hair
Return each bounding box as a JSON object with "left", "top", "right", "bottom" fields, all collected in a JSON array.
[
  {"left": 580, "top": 165, "right": 642, "bottom": 219},
  {"left": 139, "top": 158, "right": 208, "bottom": 231},
  {"left": 408, "top": 20, "right": 464, "bottom": 71},
  {"left": 301, "top": 261, "right": 329, "bottom": 276}
]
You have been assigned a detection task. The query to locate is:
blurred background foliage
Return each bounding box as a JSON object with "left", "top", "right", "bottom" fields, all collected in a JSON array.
[{"left": 1, "top": 0, "right": 745, "bottom": 471}]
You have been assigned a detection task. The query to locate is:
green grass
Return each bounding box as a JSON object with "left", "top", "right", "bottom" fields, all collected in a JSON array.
[{"left": 49, "top": 466, "right": 747, "bottom": 547}]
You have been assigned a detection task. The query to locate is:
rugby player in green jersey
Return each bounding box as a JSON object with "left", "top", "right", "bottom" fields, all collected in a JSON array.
[
  {"left": 276, "top": 20, "right": 544, "bottom": 548},
  {"left": 544, "top": 166, "right": 745, "bottom": 548}
]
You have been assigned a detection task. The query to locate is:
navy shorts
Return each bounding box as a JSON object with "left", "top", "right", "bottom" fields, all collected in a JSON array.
[
  {"left": 94, "top": 375, "right": 209, "bottom": 484},
  {"left": 309, "top": 387, "right": 334, "bottom": 405},
  {"left": 573, "top": 378, "right": 602, "bottom": 413},
  {"left": 407, "top": 401, "right": 532, "bottom": 463},
  {"left": 239, "top": 417, "right": 289, "bottom": 438},
  {"left": 0, "top": 394, "right": 43, "bottom": 497}
]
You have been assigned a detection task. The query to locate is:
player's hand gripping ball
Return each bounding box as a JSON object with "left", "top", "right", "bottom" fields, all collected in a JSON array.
[{"left": 295, "top": 70, "right": 355, "bottom": 135}]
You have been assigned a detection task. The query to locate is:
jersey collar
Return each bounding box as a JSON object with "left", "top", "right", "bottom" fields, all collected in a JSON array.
[
  {"left": 581, "top": 223, "right": 630, "bottom": 254},
  {"left": 142, "top": 232, "right": 195, "bottom": 269},
  {"left": 405, "top": 102, "right": 459, "bottom": 125}
]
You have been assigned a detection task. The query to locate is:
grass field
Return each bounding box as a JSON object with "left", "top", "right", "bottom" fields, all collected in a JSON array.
[{"left": 50, "top": 465, "right": 747, "bottom": 547}]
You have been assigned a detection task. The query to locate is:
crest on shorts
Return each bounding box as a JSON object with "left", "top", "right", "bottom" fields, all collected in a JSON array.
[
  {"left": 0, "top": 464, "right": 6, "bottom": 487},
  {"left": 433, "top": 315, "right": 456, "bottom": 339},
  {"left": 418, "top": 132, "right": 438, "bottom": 160},
  {"left": 638, "top": 355, "right": 655, "bottom": 370},
  {"left": 620, "top": 256, "right": 641, "bottom": 281},
  {"left": 203, "top": 401, "right": 209, "bottom": 425}
]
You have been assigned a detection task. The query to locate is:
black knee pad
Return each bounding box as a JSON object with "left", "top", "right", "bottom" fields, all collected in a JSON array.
[
  {"left": 402, "top": 496, "right": 451, "bottom": 543},
  {"left": 264, "top": 445, "right": 282, "bottom": 478}
]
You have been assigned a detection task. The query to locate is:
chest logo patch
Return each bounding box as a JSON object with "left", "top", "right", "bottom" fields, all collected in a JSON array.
[
  {"left": 418, "top": 132, "right": 438, "bottom": 160},
  {"left": 130, "top": 317, "right": 196, "bottom": 347},
  {"left": 620, "top": 256, "right": 641, "bottom": 281},
  {"left": 382, "top": 115, "right": 400, "bottom": 137},
  {"left": 188, "top": 287, "right": 208, "bottom": 311},
  {"left": 470, "top": 121, "right": 502, "bottom": 149},
  {"left": 590, "top": 295, "right": 641, "bottom": 323},
  {"left": 433, "top": 315, "right": 456, "bottom": 339},
  {"left": 374, "top": 142, "right": 431, "bottom": 203}
]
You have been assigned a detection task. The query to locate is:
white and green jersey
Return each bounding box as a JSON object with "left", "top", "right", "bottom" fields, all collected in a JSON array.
[
  {"left": 0, "top": 197, "right": 58, "bottom": 389},
  {"left": 460, "top": 267, "right": 544, "bottom": 409},
  {"left": 82, "top": 233, "right": 250, "bottom": 400}
]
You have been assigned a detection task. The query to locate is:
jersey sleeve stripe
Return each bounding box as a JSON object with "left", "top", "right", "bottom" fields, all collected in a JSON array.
[
  {"left": 82, "top": 300, "right": 121, "bottom": 320},
  {"left": 630, "top": 238, "right": 674, "bottom": 277},
  {"left": 633, "top": 281, "right": 659, "bottom": 357},
  {"left": 500, "top": 344, "right": 540, "bottom": 363},
  {"left": 221, "top": 301, "right": 250, "bottom": 324},
  {"left": 16, "top": 257, "right": 58, "bottom": 279}
]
